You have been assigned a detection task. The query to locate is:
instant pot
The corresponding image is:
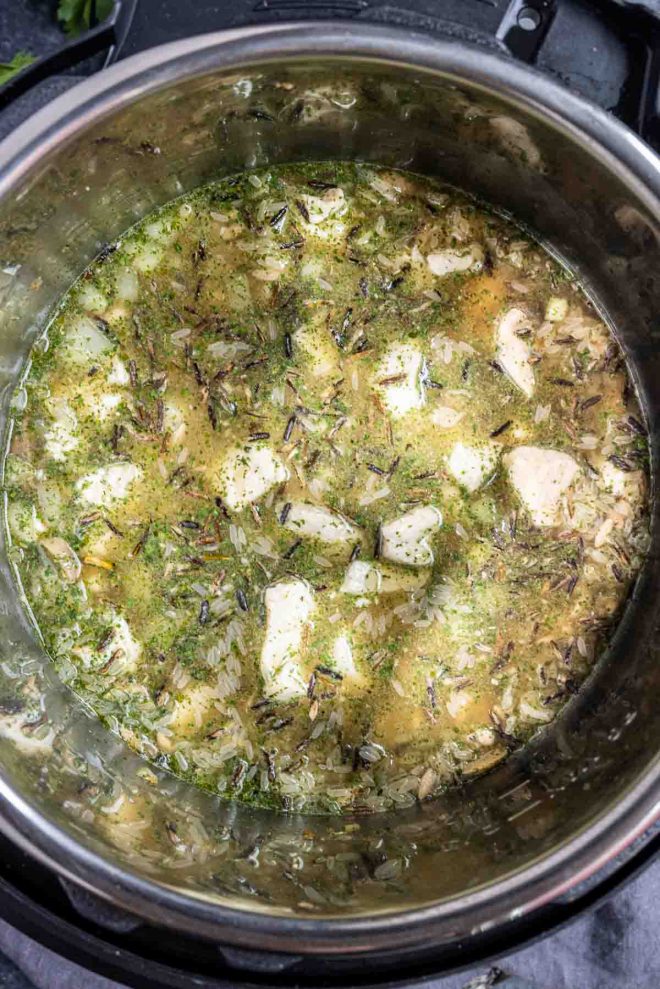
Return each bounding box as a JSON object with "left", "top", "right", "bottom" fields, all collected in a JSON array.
[{"left": 0, "top": 1, "right": 659, "bottom": 983}]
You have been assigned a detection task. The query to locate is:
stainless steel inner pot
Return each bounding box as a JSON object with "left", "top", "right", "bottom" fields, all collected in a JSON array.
[{"left": 0, "top": 22, "right": 659, "bottom": 966}]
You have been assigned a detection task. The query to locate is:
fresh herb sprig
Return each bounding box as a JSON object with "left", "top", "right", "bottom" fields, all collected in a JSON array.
[
  {"left": 0, "top": 51, "right": 35, "bottom": 85},
  {"left": 57, "top": 0, "right": 114, "bottom": 36}
]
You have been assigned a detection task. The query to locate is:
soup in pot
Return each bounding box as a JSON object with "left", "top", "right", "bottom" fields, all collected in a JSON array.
[{"left": 3, "top": 164, "right": 648, "bottom": 814}]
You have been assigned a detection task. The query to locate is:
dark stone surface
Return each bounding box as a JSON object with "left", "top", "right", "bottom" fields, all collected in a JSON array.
[{"left": 0, "top": 0, "right": 104, "bottom": 143}]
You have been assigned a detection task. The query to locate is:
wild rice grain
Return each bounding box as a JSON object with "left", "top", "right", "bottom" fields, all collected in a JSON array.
[
  {"left": 626, "top": 415, "right": 647, "bottom": 436},
  {"left": 283, "top": 539, "right": 302, "bottom": 559},
  {"left": 374, "top": 524, "right": 383, "bottom": 559},
  {"left": 295, "top": 199, "right": 310, "bottom": 222},
  {"left": 490, "top": 420, "right": 512, "bottom": 437},
  {"left": 283, "top": 415, "right": 296, "bottom": 441}
]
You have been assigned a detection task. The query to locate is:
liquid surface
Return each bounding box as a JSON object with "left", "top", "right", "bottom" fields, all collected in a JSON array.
[{"left": 3, "top": 164, "right": 649, "bottom": 814}]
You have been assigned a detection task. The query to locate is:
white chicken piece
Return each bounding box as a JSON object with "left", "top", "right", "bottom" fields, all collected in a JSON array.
[
  {"left": 126, "top": 218, "right": 176, "bottom": 273},
  {"left": 75, "top": 463, "right": 141, "bottom": 508},
  {"left": 0, "top": 715, "right": 56, "bottom": 756},
  {"left": 545, "top": 297, "right": 568, "bottom": 323},
  {"left": 61, "top": 315, "right": 114, "bottom": 365},
  {"left": 376, "top": 343, "right": 425, "bottom": 417},
  {"left": 295, "top": 329, "right": 338, "bottom": 377},
  {"left": 76, "top": 283, "right": 108, "bottom": 312},
  {"left": 298, "top": 188, "right": 346, "bottom": 225},
  {"left": 162, "top": 400, "right": 188, "bottom": 446},
  {"left": 166, "top": 684, "right": 221, "bottom": 736},
  {"left": 380, "top": 505, "right": 443, "bottom": 567},
  {"left": 77, "top": 357, "right": 128, "bottom": 422},
  {"left": 93, "top": 394, "right": 123, "bottom": 421},
  {"left": 107, "top": 357, "right": 131, "bottom": 385},
  {"left": 73, "top": 613, "right": 142, "bottom": 674},
  {"left": 332, "top": 635, "right": 359, "bottom": 680},
  {"left": 294, "top": 313, "right": 341, "bottom": 378},
  {"left": 600, "top": 460, "right": 641, "bottom": 500},
  {"left": 101, "top": 615, "right": 142, "bottom": 672},
  {"left": 490, "top": 116, "right": 543, "bottom": 170},
  {"left": 426, "top": 244, "right": 484, "bottom": 277},
  {"left": 114, "top": 268, "right": 139, "bottom": 302},
  {"left": 220, "top": 445, "right": 288, "bottom": 512},
  {"left": 432, "top": 406, "right": 465, "bottom": 429},
  {"left": 495, "top": 307, "right": 535, "bottom": 398},
  {"left": 77, "top": 357, "right": 131, "bottom": 422},
  {"left": 43, "top": 398, "right": 79, "bottom": 460},
  {"left": 504, "top": 446, "right": 579, "bottom": 526},
  {"left": 340, "top": 559, "right": 431, "bottom": 595},
  {"left": 447, "top": 441, "right": 499, "bottom": 492},
  {"left": 261, "top": 579, "right": 315, "bottom": 701},
  {"left": 340, "top": 560, "right": 381, "bottom": 595},
  {"left": 6, "top": 502, "right": 47, "bottom": 544},
  {"left": 446, "top": 689, "right": 473, "bottom": 721},
  {"left": 278, "top": 502, "right": 358, "bottom": 545}
]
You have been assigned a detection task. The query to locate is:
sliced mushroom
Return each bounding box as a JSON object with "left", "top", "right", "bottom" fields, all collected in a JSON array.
[{"left": 40, "top": 537, "right": 82, "bottom": 583}]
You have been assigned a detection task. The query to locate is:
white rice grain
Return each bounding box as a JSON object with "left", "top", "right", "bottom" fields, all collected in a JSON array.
[{"left": 533, "top": 404, "right": 551, "bottom": 423}]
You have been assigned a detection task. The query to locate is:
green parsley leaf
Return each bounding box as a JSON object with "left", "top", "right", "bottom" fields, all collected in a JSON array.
[
  {"left": 0, "top": 51, "right": 36, "bottom": 86},
  {"left": 57, "top": 0, "right": 114, "bottom": 36}
]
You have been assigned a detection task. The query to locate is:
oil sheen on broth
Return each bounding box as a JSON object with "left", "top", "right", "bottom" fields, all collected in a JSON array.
[{"left": 4, "top": 164, "right": 649, "bottom": 815}]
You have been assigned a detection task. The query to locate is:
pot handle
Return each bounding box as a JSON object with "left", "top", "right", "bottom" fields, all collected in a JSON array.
[
  {"left": 119, "top": 0, "right": 551, "bottom": 61},
  {"left": 0, "top": 0, "right": 138, "bottom": 113}
]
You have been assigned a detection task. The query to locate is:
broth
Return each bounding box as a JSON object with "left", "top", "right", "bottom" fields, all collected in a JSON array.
[{"left": 3, "top": 163, "right": 648, "bottom": 814}]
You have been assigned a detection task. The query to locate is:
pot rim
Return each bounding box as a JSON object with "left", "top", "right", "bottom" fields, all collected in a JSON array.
[{"left": 0, "top": 20, "right": 659, "bottom": 953}]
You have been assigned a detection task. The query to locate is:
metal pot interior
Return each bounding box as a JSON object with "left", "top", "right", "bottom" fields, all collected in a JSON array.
[{"left": 0, "top": 29, "right": 659, "bottom": 951}]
